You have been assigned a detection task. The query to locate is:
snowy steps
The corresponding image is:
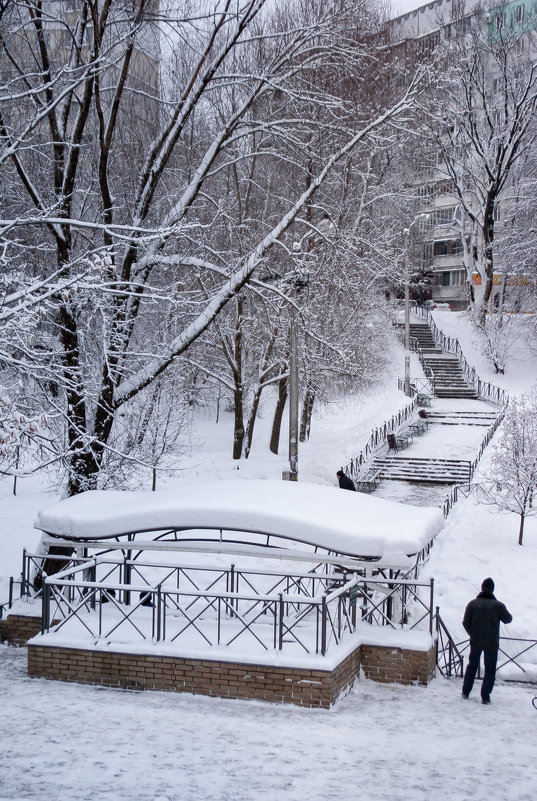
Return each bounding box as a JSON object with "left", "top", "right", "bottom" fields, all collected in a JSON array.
[
  {"left": 372, "top": 455, "right": 471, "bottom": 484},
  {"left": 406, "top": 322, "right": 478, "bottom": 399},
  {"left": 425, "top": 410, "right": 498, "bottom": 426},
  {"left": 422, "top": 355, "right": 478, "bottom": 399}
]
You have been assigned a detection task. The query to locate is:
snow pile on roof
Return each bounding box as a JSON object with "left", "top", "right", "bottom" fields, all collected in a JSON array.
[{"left": 34, "top": 479, "right": 444, "bottom": 558}]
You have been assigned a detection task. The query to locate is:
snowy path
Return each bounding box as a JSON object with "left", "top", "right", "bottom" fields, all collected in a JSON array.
[
  {"left": 372, "top": 397, "right": 501, "bottom": 506},
  {"left": 1, "top": 645, "right": 536, "bottom": 801}
]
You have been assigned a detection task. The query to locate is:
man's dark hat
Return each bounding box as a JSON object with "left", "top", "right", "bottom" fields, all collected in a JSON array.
[
  {"left": 336, "top": 470, "right": 343, "bottom": 476},
  {"left": 481, "top": 577, "right": 495, "bottom": 592}
]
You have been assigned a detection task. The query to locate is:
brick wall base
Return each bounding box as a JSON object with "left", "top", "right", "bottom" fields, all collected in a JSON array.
[
  {"left": 28, "top": 643, "right": 364, "bottom": 708},
  {"left": 0, "top": 614, "right": 44, "bottom": 647},
  {"left": 361, "top": 643, "right": 436, "bottom": 686},
  {"left": 7, "top": 612, "right": 436, "bottom": 706}
]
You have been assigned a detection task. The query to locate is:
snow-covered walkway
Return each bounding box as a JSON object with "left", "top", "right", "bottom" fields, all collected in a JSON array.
[
  {"left": 1, "top": 645, "right": 535, "bottom": 801},
  {"left": 373, "top": 396, "right": 501, "bottom": 506}
]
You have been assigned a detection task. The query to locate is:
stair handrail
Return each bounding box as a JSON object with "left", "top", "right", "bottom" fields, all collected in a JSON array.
[
  {"left": 394, "top": 327, "right": 435, "bottom": 394},
  {"left": 435, "top": 606, "right": 465, "bottom": 677},
  {"left": 409, "top": 336, "right": 436, "bottom": 393},
  {"left": 469, "top": 405, "right": 507, "bottom": 480},
  {"left": 421, "top": 309, "right": 509, "bottom": 406},
  {"left": 342, "top": 395, "right": 417, "bottom": 481}
]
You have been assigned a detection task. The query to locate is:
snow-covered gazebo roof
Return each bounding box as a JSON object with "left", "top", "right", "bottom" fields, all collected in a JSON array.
[{"left": 35, "top": 480, "right": 443, "bottom": 561}]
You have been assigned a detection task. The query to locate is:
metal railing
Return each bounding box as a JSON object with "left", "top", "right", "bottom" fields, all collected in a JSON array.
[
  {"left": 469, "top": 408, "right": 506, "bottom": 480},
  {"left": 416, "top": 309, "right": 509, "bottom": 406},
  {"left": 38, "top": 557, "right": 436, "bottom": 657},
  {"left": 435, "top": 608, "right": 464, "bottom": 677},
  {"left": 435, "top": 609, "right": 537, "bottom": 683},
  {"left": 342, "top": 396, "right": 417, "bottom": 481}
]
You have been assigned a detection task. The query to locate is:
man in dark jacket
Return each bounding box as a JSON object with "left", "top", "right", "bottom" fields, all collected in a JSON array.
[
  {"left": 336, "top": 470, "right": 356, "bottom": 491},
  {"left": 461, "top": 577, "right": 512, "bottom": 704}
]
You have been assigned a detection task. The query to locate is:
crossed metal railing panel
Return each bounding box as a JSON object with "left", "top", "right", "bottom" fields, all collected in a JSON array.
[
  {"left": 435, "top": 609, "right": 537, "bottom": 682},
  {"left": 38, "top": 558, "right": 435, "bottom": 657}
]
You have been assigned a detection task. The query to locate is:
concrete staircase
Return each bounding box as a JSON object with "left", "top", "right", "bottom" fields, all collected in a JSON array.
[
  {"left": 372, "top": 455, "right": 471, "bottom": 484},
  {"left": 425, "top": 410, "right": 498, "bottom": 426},
  {"left": 409, "top": 323, "right": 441, "bottom": 353},
  {"left": 422, "top": 354, "right": 477, "bottom": 399},
  {"left": 409, "top": 321, "right": 477, "bottom": 399}
]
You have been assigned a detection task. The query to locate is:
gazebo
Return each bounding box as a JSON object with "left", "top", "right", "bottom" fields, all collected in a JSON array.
[{"left": 26, "top": 480, "right": 443, "bottom": 707}]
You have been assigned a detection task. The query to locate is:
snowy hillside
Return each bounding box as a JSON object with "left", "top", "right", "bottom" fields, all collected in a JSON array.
[{"left": 1, "top": 310, "right": 537, "bottom": 801}]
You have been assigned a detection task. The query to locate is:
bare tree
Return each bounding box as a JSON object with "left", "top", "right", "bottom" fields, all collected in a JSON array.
[
  {"left": 479, "top": 390, "right": 537, "bottom": 545},
  {"left": 0, "top": 0, "right": 425, "bottom": 496},
  {"left": 430, "top": 9, "right": 537, "bottom": 325}
]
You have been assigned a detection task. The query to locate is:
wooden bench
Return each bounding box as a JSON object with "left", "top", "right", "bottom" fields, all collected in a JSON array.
[
  {"left": 387, "top": 431, "right": 413, "bottom": 453},
  {"left": 355, "top": 468, "right": 382, "bottom": 494},
  {"left": 409, "top": 419, "right": 428, "bottom": 436}
]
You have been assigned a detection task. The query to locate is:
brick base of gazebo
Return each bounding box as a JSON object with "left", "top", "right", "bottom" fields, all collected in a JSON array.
[{"left": 4, "top": 613, "right": 436, "bottom": 707}]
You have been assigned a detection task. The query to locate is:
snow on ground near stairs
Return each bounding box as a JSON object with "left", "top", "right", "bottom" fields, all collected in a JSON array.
[{"left": 1, "top": 644, "right": 536, "bottom": 801}]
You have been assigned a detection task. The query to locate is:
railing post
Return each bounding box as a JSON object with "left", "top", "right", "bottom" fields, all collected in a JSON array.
[
  {"left": 21, "top": 547, "right": 28, "bottom": 598},
  {"left": 321, "top": 594, "right": 327, "bottom": 656},
  {"left": 8, "top": 576, "right": 14, "bottom": 609},
  {"left": 278, "top": 593, "right": 284, "bottom": 650},
  {"left": 429, "top": 578, "right": 434, "bottom": 634},
  {"left": 156, "top": 585, "right": 162, "bottom": 642},
  {"left": 230, "top": 563, "right": 235, "bottom": 617},
  {"left": 41, "top": 579, "right": 49, "bottom": 634}
]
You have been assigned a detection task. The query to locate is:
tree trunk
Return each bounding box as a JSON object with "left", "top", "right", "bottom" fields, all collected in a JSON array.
[
  {"left": 232, "top": 296, "right": 244, "bottom": 460},
  {"left": 300, "top": 387, "right": 315, "bottom": 442},
  {"left": 232, "top": 387, "right": 245, "bottom": 459},
  {"left": 518, "top": 512, "right": 525, "bottom": 546},
  {"left": 244, "top": 389, "right": 262, "bottom": 459},
  {"left": 270, "top": 375, "right": 288, "bottom": 455}
]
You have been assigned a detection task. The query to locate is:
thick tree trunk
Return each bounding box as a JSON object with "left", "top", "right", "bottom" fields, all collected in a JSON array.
[
  {"left": 300, "top": 387, "right": 315, "bottom": 442},
  {"left": 270, "top": 376, "right": 288, "bottom": 455}
]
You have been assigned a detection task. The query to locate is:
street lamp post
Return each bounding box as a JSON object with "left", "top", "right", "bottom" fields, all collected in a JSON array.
[
  {"left": 284, "top": 217, "right": 334, "bottom": 482},
  {"left": 403, "top": 213, "right": 429, "bottom": 396},
  {"left": 288, "top": 295, "right": 299, "bottom": 481},
  {"left": 403, "top": 226, "right": 411, "bottom": 396}
]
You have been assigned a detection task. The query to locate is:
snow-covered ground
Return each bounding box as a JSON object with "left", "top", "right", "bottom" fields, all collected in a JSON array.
[
  {"left": 2, "top": 643, "right": 537, "bottom": 801},
  {"left": 1, "top": 311, "right": 537, "bottom": 801}
]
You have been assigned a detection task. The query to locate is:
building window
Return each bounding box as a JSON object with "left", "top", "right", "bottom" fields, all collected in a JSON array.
[
  {"left": 493, "top": 203, "right": 501, "bottom": 222},
  {"left": 436, "top": 269, "right": 466, "bottom": 287},
  {"left": 516, "top": 4, "right": 525, "bottom": 22},
  {"left": 434, "top": 206, "right": 456, "bottom": 227},
  {"left": 496, "top": 12, "right": 505, "bottom": 31},
  {"left": 434, "top": 239, "right": 463, "bottom": 257}
]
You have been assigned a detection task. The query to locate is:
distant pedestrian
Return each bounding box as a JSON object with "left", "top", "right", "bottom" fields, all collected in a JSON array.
[
  {"left": 418, "top": 409, "right": 428, "bottom": 419},
  {"left": 336, "top": 470, "right": 356, "bottom": 491},
  {"left": 461, "top": 577, "right": 512, "bottom": 704}
]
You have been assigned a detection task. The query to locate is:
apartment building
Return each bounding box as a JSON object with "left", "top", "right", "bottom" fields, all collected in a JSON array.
[{"left": 386, "top": 0, "right": 537, "bottom": 310}]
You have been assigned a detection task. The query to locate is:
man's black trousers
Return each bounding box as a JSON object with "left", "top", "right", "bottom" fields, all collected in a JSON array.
[{"left": 462, "top": 645, "right": 498, "bottom": 701}]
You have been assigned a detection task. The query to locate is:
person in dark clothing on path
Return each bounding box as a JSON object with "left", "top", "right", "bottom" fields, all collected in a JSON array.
[
  {"left": 336, "top": 470, "right": 356, "bottom": 491},
  {"left": 461, "top": 577, "right": 512, "bottom": 704}
]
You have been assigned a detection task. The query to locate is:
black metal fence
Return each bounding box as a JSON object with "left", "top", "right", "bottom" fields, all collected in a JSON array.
[
  {"left": 37, "top": 556, "right": 436, "bottom": 657},
  {"left": 435, "top": 608, "right": 537, "bottom": 683}
]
